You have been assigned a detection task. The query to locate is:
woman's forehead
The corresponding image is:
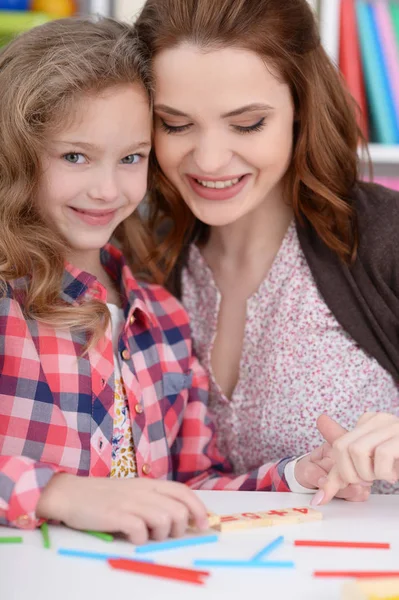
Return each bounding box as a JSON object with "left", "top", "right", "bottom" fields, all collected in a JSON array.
[{"left": 153, "top": 44, "right": 290, "bottom": 116}]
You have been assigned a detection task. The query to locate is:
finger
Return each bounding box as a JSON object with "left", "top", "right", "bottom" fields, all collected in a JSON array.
[
  {"left": 312, "top": 465, "right": 344, "bottom": 505},
  {"left": 373, "top": 434, "right": 399, "bottom": 482},
  {"left": 152, "top": 481, "right": 208, "bottom": 529},
  {"left": 132, "top": 502, "right": 174, "bottom": 541},
  {"left": 344, "top": 423, "right": 399, "bottom": 483},
  {"left": 308, "top": 442, "right": 333, "bottom": 462},
  {"left": 297, "top": 461, "right": 328, "bottom": 489},
  {"left": 144, "top": 494, "right": 190, "bottom": 539},
  {"left": 115, "top": 513, "right": 149, "bottom": 545},
  {"left": 317, "top": 415, "right": 348, "bottom": 445},
  {"left": 344, "top": 487, "right": 371, "bottom": 503},
  {"left": 356, "top": 412, "right": 377, "bottom": 427},
  {"left": 331, "top": 415, "right": 396, "bottom": 484},
  {"left": 335, "top": 483, "right": 372, "bottom": 502},
  {"left": 316, "top": 456, "right": 335, "bottom": 473}
]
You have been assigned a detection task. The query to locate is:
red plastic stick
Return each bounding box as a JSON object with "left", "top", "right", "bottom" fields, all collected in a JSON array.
[
  {"left": 295, "top": 540, "right": 390, "bottom": 549},
  {"left": 314, "top": 571, "right": 399, "bottom": 579},
  {"left": 108, "top": 558, "right": 209, "bottom": 585}
]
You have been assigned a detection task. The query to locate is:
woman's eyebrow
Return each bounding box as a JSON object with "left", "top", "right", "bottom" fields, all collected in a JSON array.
[
  {"left": 154, "top": 105, "right": 190, "bottom": 117},
  {"left": 154, "top": 103, "right": 275, "bottom": 119},
  {"left": 221, "top": 103, "right": 274, "bottom": 118}
]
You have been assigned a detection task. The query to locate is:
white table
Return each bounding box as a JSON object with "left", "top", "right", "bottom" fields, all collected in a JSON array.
[{"left": 1, "top": 491, "right": 399, "bottom": 600}]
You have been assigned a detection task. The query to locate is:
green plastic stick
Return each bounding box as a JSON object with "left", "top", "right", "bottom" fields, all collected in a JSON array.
[
  {"left": 40, "top": 522, "right": 51, "bottom": 549},
  {"left": 85, "top": 531, "right": 114, "bottom": 542},
  {"left": 0, "top": 536, "right": 23, "bottom": 544}
]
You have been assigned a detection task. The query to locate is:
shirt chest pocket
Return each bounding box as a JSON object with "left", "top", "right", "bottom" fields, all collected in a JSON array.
[
  {"left": 161, "top": 371, "right": 193, "bottom": 442},
  {"left": 162, "top": 370, "right": 193, "bottom": 399}
]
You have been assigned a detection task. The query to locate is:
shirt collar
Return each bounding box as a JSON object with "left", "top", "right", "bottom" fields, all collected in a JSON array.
[{"left": 62, "top": 243, "right": 156, "bottom": 329}]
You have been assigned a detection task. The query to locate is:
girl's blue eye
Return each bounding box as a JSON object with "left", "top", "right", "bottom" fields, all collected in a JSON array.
[
  {"left": 63, "top": 153, "right": 85, "bottom": 164},
  {"left": 121, "top": 154, "right": 141, "bottom": 164}
]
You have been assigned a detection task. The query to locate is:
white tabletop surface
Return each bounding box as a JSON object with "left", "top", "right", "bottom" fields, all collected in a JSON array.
[{"left": 1, "top": 491, "right": 399, "bottom": 600}]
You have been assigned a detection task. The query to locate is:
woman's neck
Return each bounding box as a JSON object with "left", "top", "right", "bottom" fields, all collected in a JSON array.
[{"left": 202, "top": 196, "right": 294, "bottom": 273}]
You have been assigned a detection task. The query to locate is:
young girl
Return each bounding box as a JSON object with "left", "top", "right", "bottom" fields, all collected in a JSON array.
[
  {"left": 0, "top": 17, "right": 303, "bottom": 544},
  {"left": 135, "top": 0, "right": 399, "bottom": 499}
]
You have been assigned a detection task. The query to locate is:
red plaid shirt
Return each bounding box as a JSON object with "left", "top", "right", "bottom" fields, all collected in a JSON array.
[{"left": 0, "top": 244, "right": 290, "bottom": 529}]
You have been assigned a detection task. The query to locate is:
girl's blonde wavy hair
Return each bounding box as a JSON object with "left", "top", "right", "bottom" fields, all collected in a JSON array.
[{"left": 0, "top": 17, "right": 154, "bottom": 344}]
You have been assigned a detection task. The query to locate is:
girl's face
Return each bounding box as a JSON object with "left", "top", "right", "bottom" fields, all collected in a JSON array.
[
  {"left": 37, "top": 83, "right": 151, "bottom": 260},
  {"left": 153, "top": 44, "right": 295, "bottom": 227}
]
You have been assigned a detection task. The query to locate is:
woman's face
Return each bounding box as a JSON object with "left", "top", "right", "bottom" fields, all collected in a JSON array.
[{"left": 153, "top": 43, "right": 295, "bottom": 227}]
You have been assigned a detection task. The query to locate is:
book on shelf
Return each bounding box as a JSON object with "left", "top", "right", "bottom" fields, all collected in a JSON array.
[
  {"left": 339, "top": 0, "right": 368, "bottom": 139},
  {"left": 356, "top": 1, "right": 399, "bottom": 144},
  {"left": 319, "top": 0, "right": 341, "bottom": 64},
  {"left": 390, "top": 2, "right": 399, "bottom": 53},
  {"left": 88, "top": 0, "right": 111, "bottom": 16},
  {"left": 114, "top": 0, "right": 144, "bottom": 22},
  {"left": 372, "top": 1, "right": 399, "bottom": 136}
]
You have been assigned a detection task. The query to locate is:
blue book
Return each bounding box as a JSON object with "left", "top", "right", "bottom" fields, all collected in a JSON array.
[
  {"left": 0, "top": 0, "right": 30, "bottom": 9},
  {"left": 356, "top": 0, "right": 399, "bottom": 144}
]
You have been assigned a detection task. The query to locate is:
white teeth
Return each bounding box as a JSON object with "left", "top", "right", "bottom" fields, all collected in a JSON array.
[{"left": 196, "top": 177, "right": 240, "bottom": 189}]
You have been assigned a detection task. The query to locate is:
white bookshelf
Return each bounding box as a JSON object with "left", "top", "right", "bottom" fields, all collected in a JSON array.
[{"left": 367, "top": 144, "right": 399, "bottom": 164}]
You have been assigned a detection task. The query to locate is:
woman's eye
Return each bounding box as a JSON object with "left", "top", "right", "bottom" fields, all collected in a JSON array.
[
  {"left": 121, "top": 154, "right": 141, "bottom": 164},
  {"left": 160, "top": 119, "right": 192, "bottom": 134},
  {"left": 233, "top": 117, "right": 266, "bottom": 134},
  {"left": 63, "top": 152, "right": 86, "bottom": 164}
]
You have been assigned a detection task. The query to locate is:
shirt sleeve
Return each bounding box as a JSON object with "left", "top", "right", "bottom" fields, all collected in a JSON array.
[
  {"left": 0, "top": 294, "right": 62, "bottom": 529},
  {"left": 171, "top": 355, "right": 292, "bottom": 491},
  {"left": 0, "top": 456, "right": 60, "bottom": 529},
  {"left": 283, "top": 455, "right": 317, "bottom": 494}
]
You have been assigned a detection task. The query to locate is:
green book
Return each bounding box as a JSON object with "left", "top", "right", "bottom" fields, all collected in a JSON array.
[
  {"left": 391, "top": 2, "right": 399, "bottom": 50},
  {"left": 0, "top": 11, "right": 54, "bottom": 45}
]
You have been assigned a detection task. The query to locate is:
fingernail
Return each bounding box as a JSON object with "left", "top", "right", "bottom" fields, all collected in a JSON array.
[{"left": 310, "top": 490, "right": 325, "bottom": 507}]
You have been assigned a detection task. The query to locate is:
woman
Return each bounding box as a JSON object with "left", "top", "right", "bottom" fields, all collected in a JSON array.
[{"left": 135, "top": 0, "right": 399, "bottom": 499}]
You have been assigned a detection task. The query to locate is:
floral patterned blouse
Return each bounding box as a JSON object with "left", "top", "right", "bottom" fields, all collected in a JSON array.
[
  {"left": 181, "top": 221, "right": 399, "bottom": 493},
  {"left": 108, "top": 304, "right": 137, "bottom": 478}
]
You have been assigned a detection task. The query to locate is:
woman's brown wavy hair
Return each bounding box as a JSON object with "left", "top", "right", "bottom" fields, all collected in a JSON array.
[
  {"left": 135, "top": 0, "right": 366, "bottom": 294},
  {"left": 0, "top": 17, "right": 155, "bottom": 344}
]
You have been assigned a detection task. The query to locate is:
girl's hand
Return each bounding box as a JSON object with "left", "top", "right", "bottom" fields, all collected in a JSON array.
[
  {"left": 314, "top": 412, "right": 399, "bottom": 505},
  {"left": 36, "top": 474, "right": 209, "bottom": 544},
  {"left": 294, "top": 442, "right": 371, "bottom": 503}
]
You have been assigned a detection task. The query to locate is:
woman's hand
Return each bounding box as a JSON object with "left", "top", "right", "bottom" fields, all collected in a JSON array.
[
  {"left": 36, "top": 474, "right": 209, "bottom": 544},
  {"left": 294, "top": 442, "right": 371, "bottom": 503},
  {"left": 314, "top": 412, "right": 399, "bottom": 505}
]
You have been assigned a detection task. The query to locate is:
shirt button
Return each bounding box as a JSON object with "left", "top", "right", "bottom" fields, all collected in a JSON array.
[
  {"left": 142, "top": 463, "right": 151, "bottom": 475},
  {"left": 129, "top": 315, "right": 135, "bottom": 325},
  {"left": 121, "top": 349, "right": 130, "bottom": 361},
  {"left": 134, "top": 403, "right": 143, "bottom": 414}
]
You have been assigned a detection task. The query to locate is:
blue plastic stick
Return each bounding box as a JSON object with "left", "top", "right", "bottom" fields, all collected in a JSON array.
[
  {"left": 58, "top": 548, "right": 153, "bottom": 562},
  {"left": 251, "top": 536, "right": 285, "bottom": 562},
  {"left": 135, "top": 534, "right": 219, "bottom": 554},
  {"left": 193, "top": 559, "right": 295, "bottom": 569}
]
